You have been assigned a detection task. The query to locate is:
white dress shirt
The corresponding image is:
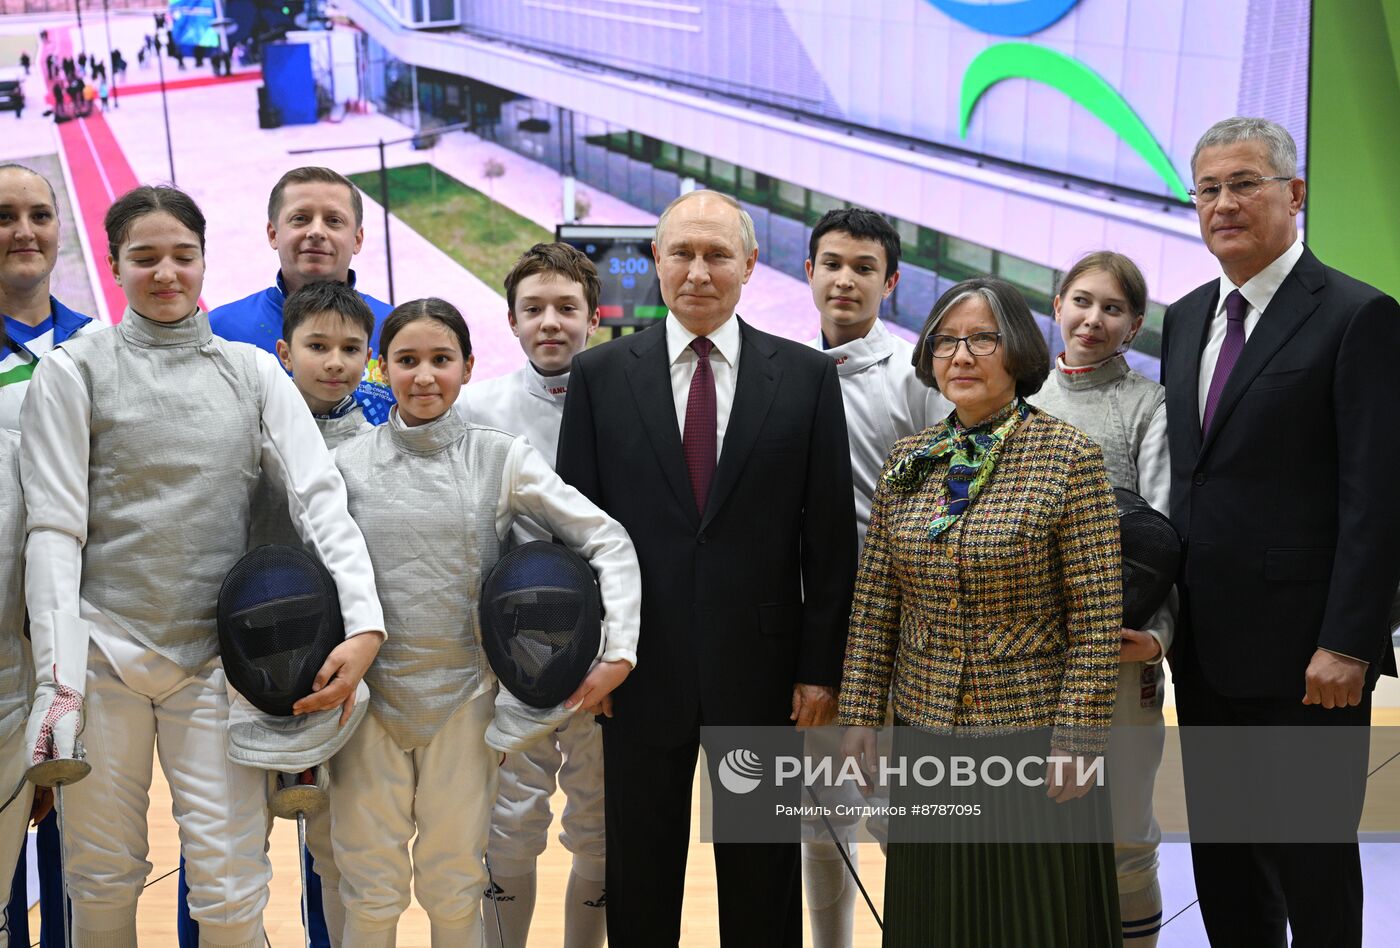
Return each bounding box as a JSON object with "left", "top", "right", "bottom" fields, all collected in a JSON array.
[
  {"left": 1197, "top": 234, "right": 1305, "bottom": 424},
  {"left": 666, "top": 313, "right": 741, "bottom": 457}
]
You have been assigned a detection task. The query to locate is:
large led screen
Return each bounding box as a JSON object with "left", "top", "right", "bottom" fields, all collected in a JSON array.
[{"left": 462, "top": 0, "right": 1310, "bottom": 203}]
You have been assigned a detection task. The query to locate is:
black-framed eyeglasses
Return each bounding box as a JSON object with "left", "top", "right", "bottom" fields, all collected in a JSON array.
[
  {"left": 1188, "top": 176, "right": 1292, "bottom": 206},
  {"left": 927, "top": 332, "right": 1001, "bottom": 358}
]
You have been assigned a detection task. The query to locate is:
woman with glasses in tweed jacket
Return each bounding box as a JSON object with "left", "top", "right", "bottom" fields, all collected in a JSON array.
[{"left": 837, "top": 277, "right": 1123, "bottom": 947}]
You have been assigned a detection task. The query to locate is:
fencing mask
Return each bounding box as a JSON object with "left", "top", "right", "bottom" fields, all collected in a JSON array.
[
  {"left": 479, "top": 541, "right": 603, "bottom": 752},
  {"left": 218, "top": 544, "right": 368, "bottom": 772},
  {"left": 1114, "top": 488, "right": 1182, "bottom": 630}
]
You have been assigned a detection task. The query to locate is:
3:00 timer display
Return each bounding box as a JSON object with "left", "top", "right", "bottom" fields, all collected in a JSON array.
[{"left": 608, "top": 255, "right": 650, "bottom": 275}]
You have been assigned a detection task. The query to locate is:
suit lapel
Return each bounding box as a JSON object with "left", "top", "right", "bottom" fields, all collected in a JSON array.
[
  {"left": 624, "top": 323, "right": 699, "bottom": 525},
  {"left": 701, "top": 318, "right": 780, "bottom": 530},
  {"left": 1198, "top": 249, "right": 1324, "bottom": 462},
  {"left": 1169, "top": 287, "right": 1216, "bottom": 461}
]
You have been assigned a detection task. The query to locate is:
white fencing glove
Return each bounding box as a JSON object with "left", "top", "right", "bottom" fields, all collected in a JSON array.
[{"left": 25, "top": 610, "right": 90, "bottom": 765}]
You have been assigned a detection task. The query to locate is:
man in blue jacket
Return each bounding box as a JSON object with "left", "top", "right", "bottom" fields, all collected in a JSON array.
[{"left": 209, "top": 165, "right": 394, "bottom": 423}]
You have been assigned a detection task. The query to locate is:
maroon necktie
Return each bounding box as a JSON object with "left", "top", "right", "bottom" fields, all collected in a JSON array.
[
  {"left": 1201, "top": 289, "right": 1248, "bottom": 434},
  {"left": 682, "top": 337, "right": 716, "bottom": 515}
]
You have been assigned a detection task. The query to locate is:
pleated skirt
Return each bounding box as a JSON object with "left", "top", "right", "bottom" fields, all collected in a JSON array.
[{"left": 881, "top": 723, "right": 1121, "bottom": 947}]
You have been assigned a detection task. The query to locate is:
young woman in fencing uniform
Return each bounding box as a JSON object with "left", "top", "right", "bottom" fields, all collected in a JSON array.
[
  {"left": 1027, "top": 251, "right": 1173, "bottom": 947},
  {"left": 20, "top": 185, "right": 384, "bottom": 948}
]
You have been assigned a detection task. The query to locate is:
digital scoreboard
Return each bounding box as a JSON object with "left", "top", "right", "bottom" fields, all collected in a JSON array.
[{"left": 556, "top": 225, "right": 667, "bottom": 327}]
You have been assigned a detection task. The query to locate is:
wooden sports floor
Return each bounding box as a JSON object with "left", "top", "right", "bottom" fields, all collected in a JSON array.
[
  {"left": 31, "top": 707, "right": 1400, "bottom": 945},
  {"left": 29, "top": 772, "right": 887, "bottom": 947}
]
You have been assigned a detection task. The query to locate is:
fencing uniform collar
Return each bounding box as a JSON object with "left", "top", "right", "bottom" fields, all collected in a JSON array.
[
  {"left": 524, "top": 361, "right": 570, "bottom": 404},
  {"left": 1053, "top": 352, "right": 1131, "bottom": 390},
  {"left": 118, "top": 307, "right": 211, "bottom": 348},
  {"left": 814, "top": 318, "right": 896, "bottom": 376},
  {"left": 389, "top": 405, "right": 466, "bottom": 456},
  {"left": 315, "top": 394, "right": 359, "bottom": 420}
]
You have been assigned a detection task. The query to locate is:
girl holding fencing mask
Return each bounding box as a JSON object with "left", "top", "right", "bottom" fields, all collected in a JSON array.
[
  {"left": 20, "top": 184, "right": 384, "bottom": 948},
  {"left": 327, "top": 298, "right": 639, "bottom": 948}
]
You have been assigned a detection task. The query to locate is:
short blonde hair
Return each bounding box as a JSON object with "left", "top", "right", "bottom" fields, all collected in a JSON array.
[{"left": 655, "top": 190, "right": 757, "bottom": 256}]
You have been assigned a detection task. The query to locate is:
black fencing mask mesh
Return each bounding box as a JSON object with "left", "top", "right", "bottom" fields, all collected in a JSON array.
[
  {"left": 480, "top": 541, "right": 602, "bottom": 710},
  {"left": 218, "top": 545, "right": 344, "bottom": 717},
  {"left": 1114, "top": 488, "right": 1182, "bottom": 630}
]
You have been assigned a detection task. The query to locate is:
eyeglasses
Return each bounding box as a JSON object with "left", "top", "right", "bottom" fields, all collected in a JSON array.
[
  {"left": 927, "top": 332, "right": 1002, "bottom": 359},
  {"left": 1188, "top": 176, "right": 1292, "bottom": 206}
]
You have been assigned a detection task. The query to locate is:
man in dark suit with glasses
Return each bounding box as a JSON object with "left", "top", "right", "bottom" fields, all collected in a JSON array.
[{"left": 1161, "top": 116, "right": 1400, "bottom": 947}]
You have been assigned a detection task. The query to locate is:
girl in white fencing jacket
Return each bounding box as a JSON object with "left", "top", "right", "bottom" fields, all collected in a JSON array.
[
  {"left": 329, "top": 298, "right": 639, "bottom": 947},
  {"left": 20, "top": 185, "right": 384, "bottom": 948}
]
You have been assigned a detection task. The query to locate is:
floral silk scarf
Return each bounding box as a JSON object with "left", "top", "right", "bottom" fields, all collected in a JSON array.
[{"left": 883, "top": 398, "right": 1030, "bottom": 538}]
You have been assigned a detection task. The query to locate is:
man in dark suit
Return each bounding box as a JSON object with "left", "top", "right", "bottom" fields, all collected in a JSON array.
[
  {"left": 1161, "top": 116, "right": 1400, "bottom": 946},
  {"left": 555, "top": 190, "right": 856, "bottom": 947}
]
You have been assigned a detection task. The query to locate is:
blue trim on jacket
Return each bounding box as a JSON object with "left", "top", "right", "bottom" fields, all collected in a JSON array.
[
  {"left": 3, "top": 296, "right": 94, "bottom": 358},
  {"left": 208, "top": 269, "right": 392, "bottom": 353}
]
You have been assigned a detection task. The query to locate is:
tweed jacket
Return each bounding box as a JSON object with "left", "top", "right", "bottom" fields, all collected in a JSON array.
[{"left": 837, "top": 407, "right": 1122, "bottom": 752}]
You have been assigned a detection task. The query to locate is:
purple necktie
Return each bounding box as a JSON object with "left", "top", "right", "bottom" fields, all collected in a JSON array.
[
  {"left": 683, "top": 337, "right": 717, "bottom": 515},
  {"left": 1201, "top": 289, "right": 1248, "bottom": 434}
]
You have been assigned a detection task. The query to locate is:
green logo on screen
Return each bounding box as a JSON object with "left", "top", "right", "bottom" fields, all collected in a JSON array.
[{"left": 928, "top": 0, "right": 1190, "bottom": 201}]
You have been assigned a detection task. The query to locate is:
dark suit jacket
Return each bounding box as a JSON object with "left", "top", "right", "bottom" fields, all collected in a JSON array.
[
  {"left": 1161, "top": 246, "right": 1400, "bottom": 698},
  {"left": 556, "top": 317, "right": 857, "bottom": 747}
]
